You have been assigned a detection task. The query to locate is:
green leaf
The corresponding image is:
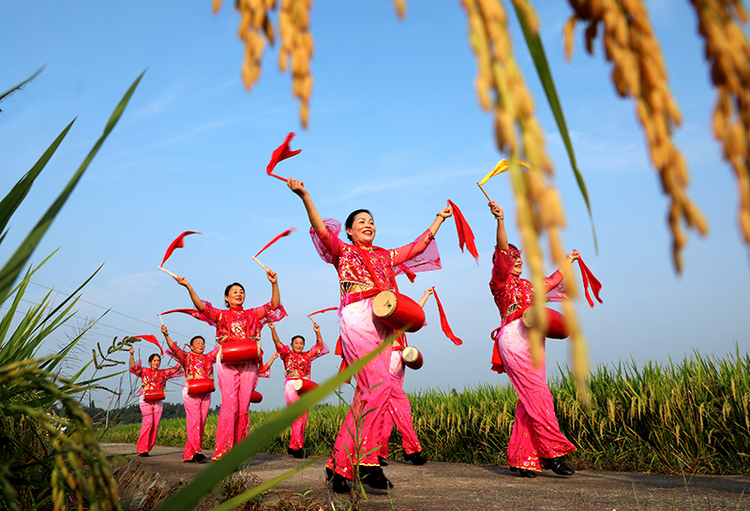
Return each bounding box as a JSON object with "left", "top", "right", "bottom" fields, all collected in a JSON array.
[
  {"left": 512, "top": 3, "right": 598, "bottom": 252},
  {"left": 0, "top": 63, "right": 46, "bottom": 105},
  {"left": 0, "top": 71, "right": 144, "bottom": 304}
]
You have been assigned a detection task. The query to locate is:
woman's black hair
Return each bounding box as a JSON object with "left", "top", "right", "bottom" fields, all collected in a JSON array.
[
  {"left": 190, "top": 335, "right": 205, "bottom": 347},
  {"left": 224, "top": 282, "right": 245, "bottom": 307},
  {"left": 290, "top": 335, "right": 305, "bottom": 345},
  {"left": 345, "top": 209, "right": 372, "bottom": 242},
  {"left": 148, "top": 353, "right": 161, "bottom": 363}
]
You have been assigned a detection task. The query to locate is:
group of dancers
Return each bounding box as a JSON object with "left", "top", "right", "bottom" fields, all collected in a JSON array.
[{"left": 128, "top": 174, "right": 583, "bottom": 491}]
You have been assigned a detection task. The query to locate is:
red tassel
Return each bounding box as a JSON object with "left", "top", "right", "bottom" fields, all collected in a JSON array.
[
  {"left": 578, "top": 256, "right": 603, "bottom": 307},
  {"left": 447, "top": 200, "right": 479, "bottom": 262},
  {"left": 134, "top": 334, "right": 164, "bottom": 356},
  {"left": 267, "top": 132, "right": 301, "bottom": 181},
  {"left": 432, "top": 287, "right": 463, "bottom": 345},
  {"left": 160, "top": 231, "right": 201, "bottom": 267}
]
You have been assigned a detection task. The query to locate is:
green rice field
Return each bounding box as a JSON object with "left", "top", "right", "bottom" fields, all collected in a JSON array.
[{"left": 100, "top": 346, "right": 750, "bottom": 475}]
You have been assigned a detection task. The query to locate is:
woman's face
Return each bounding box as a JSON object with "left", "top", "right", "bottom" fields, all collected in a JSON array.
[
  {"left": 346, "top": 212, "right": 376, "bottom": 244},
  {"left": 291, "top": 337, "right": 305, "bottom": 354},
  {"left": 191, "top": 337, "right": 206, "bottom": 355},
  {"left": 149, "top": 356, "right": 161, "bottom": 370},
  {"left": 225, "top": 285, "right": 245, "bottom": 308},
  {"left": 511, "top": 256, "right": 523, "bottom": 277}
]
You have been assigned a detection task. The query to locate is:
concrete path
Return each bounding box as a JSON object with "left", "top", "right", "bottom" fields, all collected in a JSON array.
[{"left": 102, "top": 444, "right": 750, "bottom": 510}]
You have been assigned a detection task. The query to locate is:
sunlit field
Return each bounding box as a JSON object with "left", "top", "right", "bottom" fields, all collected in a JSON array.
[{"left": 101, "top": 347, "right": 750, "bottom": 476}]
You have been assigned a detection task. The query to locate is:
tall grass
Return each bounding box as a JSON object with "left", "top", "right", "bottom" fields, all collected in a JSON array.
[
  {"left": 0, "top": 70, "right": 143, "bottom": 511},
  {"left": 102, "top": 346, "right": 750, "bottom": 475}
]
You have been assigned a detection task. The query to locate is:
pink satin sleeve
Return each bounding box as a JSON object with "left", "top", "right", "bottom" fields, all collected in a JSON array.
[{"left": 390, "top": 229, "right": 434, "bottom": 267}]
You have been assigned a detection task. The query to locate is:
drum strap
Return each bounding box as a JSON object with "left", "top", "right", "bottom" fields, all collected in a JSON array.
[{"left": 353, "top": 245, "right": 398, "bottom": 294}]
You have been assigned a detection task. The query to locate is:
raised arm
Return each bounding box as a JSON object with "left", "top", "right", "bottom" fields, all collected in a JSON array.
[
  {"left": 544, "top": 250, "right": 580, "bottom": 292},
  {"left": 129, "top": 346, "right": 136, "bottom": 370},
  {"left": 417, "top": 288, "right": 434, "bottom": 308},
  {"left": 173, "top": 275, "right": 205, "bottom": 312},
  {"left": 392, "top": 206, "right": 454, "bottom": 266},
  {"left": 267, "top": 270, "right": 280, "bottom": 309},
  {"left": 427, "top": 205, "right": 453, "bottom": 238},
  {"left": 489, "top": 201, "right": 508, "bottom": 250},
  {"left": 268, "top": 322, "right": 285, "bottom": 351},
  {"left": 161, "top": 324, "right": 183, "bottom": 360},
  {"left": 312, "top": 321, "right": 324, "bottom": 350},
  {"left": 287, "top": 178, "right": 326, "bottom": 233}
]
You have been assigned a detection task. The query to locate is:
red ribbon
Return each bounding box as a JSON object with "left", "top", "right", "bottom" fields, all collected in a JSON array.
[
  {"left": 447, "top": 200, "right": 479, "bottom": 262},
  {"left": 161, "top": 231, "right": 201, "bottom": 267},
  {"left": 134, "top": 334, "right": 164, "bottom": 356},
  {"left": 578, "top": 256, "right": 603, "bottom": 307},
  {"left": 267, "top": 132, "right": 301, "bottom": 181},
  {"left": 254, "top": 227, "right": 296, "bottom": 258},
  {"left": 396, "top": 263, "right": 417, "bottom": 283},
  {"left": 307, "top": 306, "right": 338, "bottom": 316},
  {"left": 431, "top": 287, "right": 463, "bottom": 346}
]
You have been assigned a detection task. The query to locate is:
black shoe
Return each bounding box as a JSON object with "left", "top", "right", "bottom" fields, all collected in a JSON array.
[
  {"left": 193, "top": 453, "right": 207, "bottom": 463},
  {"left": 292, "top": 448, "right": 306, "bottom": 459},
  {"left": 508, "top": 466, "right": 518, "bottom": 472},
  {"left": 359, "top": 466, "right": 394, "bottom": 490},
  {"left": 137, "top": 452, "right": 149, "bottom": 457},
  {"left": 326, "top": 468, "right": 351, "bottom": 494},
  {"left": 404, "top": 451, "right": 427, "bottom": 466},
  {"left": 544, "top": 457, "right": 575, "bottom": 476},
  {"left": 518, "top": 469, "right": 537, "bottom": 478},
  {"left": 287, "top": 447, "right": 295, "bottom": 456},
  {"left": 378, "top": 456, "right": 388, "bottom": 466}
]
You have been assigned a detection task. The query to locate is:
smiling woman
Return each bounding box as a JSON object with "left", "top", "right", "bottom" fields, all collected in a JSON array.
[{"left": 287, "top": 176, "right": 452, "bottom": 492}]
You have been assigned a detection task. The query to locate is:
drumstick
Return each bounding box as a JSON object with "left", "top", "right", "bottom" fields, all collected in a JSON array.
[
  {"left": 252, "top": 256, "right": 269, "bottom": 272},
  {"left": 158, "top": 266, "right": 177, "bottom": 278},
  {"left": 477, "top": 182, "right": 492, "bottom": 202}
]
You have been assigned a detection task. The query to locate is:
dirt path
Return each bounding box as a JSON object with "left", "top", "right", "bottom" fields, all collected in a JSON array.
[{"left": 102, "top": 444, "right": 750, "bottom": 510}]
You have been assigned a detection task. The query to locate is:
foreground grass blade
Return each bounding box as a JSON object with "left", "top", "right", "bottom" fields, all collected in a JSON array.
[
  {"left": 512, "top": 3, "right": 598, "bottom": 252},
  {"left": 211, "top": 458, "right": 317, "bottom": 511},
  {"left": 0, "top": 63, "right": 46, "bottom": 105},
  {"left": 155, "top": 336, "right": 394, "bottom": 511},
  {"left": 0, "top": 72, "right": 144, "bottom": 304},
  {"left": 0, "top": 121, "right": 74, "bottom": 238}
]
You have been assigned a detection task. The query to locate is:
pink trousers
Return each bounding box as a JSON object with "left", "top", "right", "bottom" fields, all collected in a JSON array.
[
  {"left": 284, "top": 379, "right": 308, "bottom": 450},
  {"left": 136, "top": 397, "right": 163, "bottom": 454},
  {"left": 182, "top": 384, "right": 212, "bottom": 461},
  {"left": 498, "top": 320, "right": 576, "bottom": 471},
  {"left": 377, "top": 350, "right": 422, "bottom": 458},
  {"left": 326, "top": 299, "right": 395, "bottom": 480},
  {"left": 213, "top": 358, "right": 259, "bottom": 460}
]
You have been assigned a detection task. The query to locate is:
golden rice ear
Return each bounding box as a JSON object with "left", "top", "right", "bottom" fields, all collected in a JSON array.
[
  {"left": 689, "top": 0, "right": 750, "bottom": 260},
  {"left": 565, "top": 0, "right": 709, "bottom": 272},
  {"left": 563, "top": 15, "right": 577, "bottom": 61},
  {"left": 394, "top": 0, "right": 406, "bottom": 19}
]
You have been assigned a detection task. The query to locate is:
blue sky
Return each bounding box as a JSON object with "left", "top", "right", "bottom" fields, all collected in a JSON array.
[{"left": 2, "top": 1, "right": 748, "bottom": 411}]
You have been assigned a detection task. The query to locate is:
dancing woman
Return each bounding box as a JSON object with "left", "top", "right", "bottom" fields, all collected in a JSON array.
[
  {"left": 161, "top": 325, "right": 219, "bottom": 463},
  {"left": 288, "top": 178, "right": 451, "bottom": 492},
  {"left": 173, "top": 269, "right": 286, "bottom": 460},
  {"left": 488, "top": 200, "right": 578, "bottom": 478},
  {"left": 268, "top": 321, "right": 328, "bottom": 459},
  {"left": 128, "top": 347, "right": 181, "bottom": 456}
]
